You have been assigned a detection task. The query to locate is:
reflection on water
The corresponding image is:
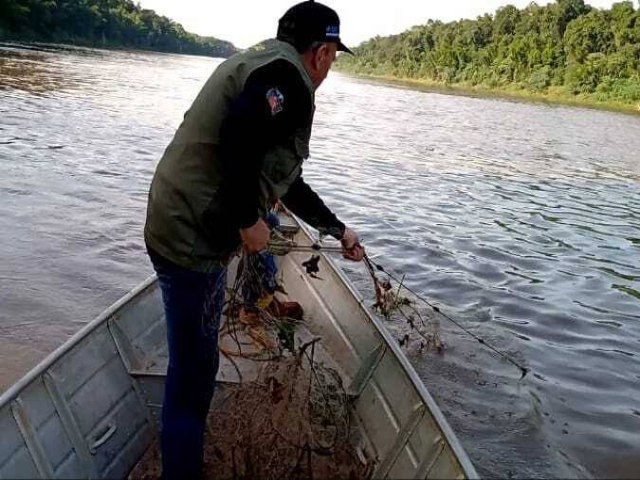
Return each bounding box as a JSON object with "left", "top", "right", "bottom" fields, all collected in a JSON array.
[
  {"left": 0, "top": 43, "right": 104, "bottom": 95},
  {"left": 1, "top": 43, "right": 640, "bottom": 479}
]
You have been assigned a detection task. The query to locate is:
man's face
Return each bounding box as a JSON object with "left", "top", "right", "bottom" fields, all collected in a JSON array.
[
  {"left": 318, "top": 42, "right": 337, "bottom": 81},
  {"left": 311, "top": 42, "right": 337, "bottom": 89}
]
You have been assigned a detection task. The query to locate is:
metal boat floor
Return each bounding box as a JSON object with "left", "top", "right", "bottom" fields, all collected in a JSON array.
[{"left": 128, "top": 311, "right": 349, "bottom": 388}]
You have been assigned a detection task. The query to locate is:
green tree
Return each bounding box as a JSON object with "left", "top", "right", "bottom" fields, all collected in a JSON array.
[
  {"left": 337, "top": 0, "right": 640, "bottom": 107},
  {"left": 0, "top": 0, "right": 238, "bottom": 57}
]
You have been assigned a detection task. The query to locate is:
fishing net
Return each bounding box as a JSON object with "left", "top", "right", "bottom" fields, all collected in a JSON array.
[
  {"left": 365, "top": 257, "right": 444, "bottom": 354},
  {"left": 131, "top": 245, "right": 372, "bottom": 479},
  {"left": 204, "top": 345, "right": 371, "bottom": 479},
  {"left": 203, "top": 249, "right": 372, "bottom": 479}
]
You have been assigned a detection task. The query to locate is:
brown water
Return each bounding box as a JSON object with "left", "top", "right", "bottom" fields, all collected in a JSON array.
[{"left": 1, "top": 43, "right": 639, "bottom": 479}]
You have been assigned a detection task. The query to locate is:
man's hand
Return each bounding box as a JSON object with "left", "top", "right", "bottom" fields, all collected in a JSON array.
[
  {"left": 240, "top": 218, "right": 270, "bottom": 253},
  {"left": 341, "top": 227, "right": 364, "bottom": 262}
]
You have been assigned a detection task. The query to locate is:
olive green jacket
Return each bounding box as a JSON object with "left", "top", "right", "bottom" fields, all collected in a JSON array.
[{"left": 144, "top": 40, "right": 315, "bottom": 272}]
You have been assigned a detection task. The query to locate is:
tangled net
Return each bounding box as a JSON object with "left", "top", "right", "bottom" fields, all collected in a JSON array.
[
  {"left": 206, "top": 340, "right": 371, "bottom": 479},
  {"left": 205, "top": 250, "right": 373, "bottom": 480},
  {"left": 364, "top": 257, "right": 444, "bottom": 354},
  {"left": 130, "top": 241, "right": 374, "bottom": 479}
]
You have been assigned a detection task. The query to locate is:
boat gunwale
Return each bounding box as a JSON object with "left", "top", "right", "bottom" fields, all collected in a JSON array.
[
  {"left": 0, "top": 274, "right": 158, "bottom": 409},
  {"left": 1, "top": 217, "right": 479, "bottom": 479},
  {"left": 294, "top": 219, "right": 479, "bottom": 479}
]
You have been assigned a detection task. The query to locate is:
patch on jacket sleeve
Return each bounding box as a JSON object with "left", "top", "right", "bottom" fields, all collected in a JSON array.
[{"left": 266, "top": 87, "right": 284, "bottom": 116}]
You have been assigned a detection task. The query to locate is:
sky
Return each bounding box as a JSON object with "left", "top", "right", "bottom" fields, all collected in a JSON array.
[{"left": 138, "top": 0, "right": 622, "bottom": 49}]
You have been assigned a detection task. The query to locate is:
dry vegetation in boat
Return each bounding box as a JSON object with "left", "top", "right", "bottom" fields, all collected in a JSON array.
[
  {"left": 130, "top": 251, "right": 374, "bottom": 479},
  {"left": 130, "top": 348, "right": 373, "bottom": 480}
]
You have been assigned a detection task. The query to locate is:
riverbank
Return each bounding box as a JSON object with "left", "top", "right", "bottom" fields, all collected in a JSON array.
[
  {"left": 0, "top": 37, "right": 235, "bottom": 60},
  {"left": 0, "top": 27, "right": 236, "bottom": 60},
  {"left": 336, "top": 70, "right": 640, "bottom": 116}
]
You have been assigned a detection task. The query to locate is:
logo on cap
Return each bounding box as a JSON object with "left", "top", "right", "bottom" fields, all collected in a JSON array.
[{"left": 326, "top": 25, "right": 339, "bottom": 38}]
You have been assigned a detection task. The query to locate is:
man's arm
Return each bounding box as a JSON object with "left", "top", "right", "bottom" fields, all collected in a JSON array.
[
  {"left": 218, "top": 59, "right": 363, "bottom": 260},
  {"left": 281, "top": 176, "right": 364, "bottom": 261},
  {"left": 280, "top": 175, "right": 345, "bottom": 240}
]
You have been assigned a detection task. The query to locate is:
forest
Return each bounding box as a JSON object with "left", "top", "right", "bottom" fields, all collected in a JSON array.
[
  {"left": 0, "top": 0, "right": 238, "bottom": 58},
  {"left": 337, "top": 0, "right": 640, "bottom": 108}
]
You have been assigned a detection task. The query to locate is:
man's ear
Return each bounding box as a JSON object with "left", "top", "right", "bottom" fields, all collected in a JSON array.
[{"left": 314, "top": 43, "right": 329, "bottom": 68}]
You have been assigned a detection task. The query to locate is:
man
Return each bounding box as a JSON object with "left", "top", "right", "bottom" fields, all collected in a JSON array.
[{"left": 144, "top": 1, "right": 364, "bottom": 477}]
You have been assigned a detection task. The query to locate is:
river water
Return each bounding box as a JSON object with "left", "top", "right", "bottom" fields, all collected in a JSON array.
[{"left": 1, "top": 43, "right": 639, "bottom": 479}]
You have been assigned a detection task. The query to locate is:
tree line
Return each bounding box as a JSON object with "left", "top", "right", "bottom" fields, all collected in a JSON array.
[
  {"left": 0, "top": 0, "right": 238, "bottom": 58},
  {"left": 337, "top": 0, "right": 640, "bottom": 106}
]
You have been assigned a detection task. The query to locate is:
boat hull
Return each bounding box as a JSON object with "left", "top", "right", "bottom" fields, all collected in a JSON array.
[{"left": 0, "top": 212, "right": 477, "bottom": 479}]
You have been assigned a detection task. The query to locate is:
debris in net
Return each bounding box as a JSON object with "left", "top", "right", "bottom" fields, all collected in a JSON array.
[
  {"left": 130, "top": 352, "right": 374, "bottom": 480},
  {"left": 201, "top": 344, "right": 373, "bottom": 480},
  {"left": 364, "top": 254, "right": 529, "bottom": 378},
  {"left": 130, "top": 248, "right": 374, "bottom": 479},
  {"left": 135, "top": 249, "right": 374, "bottom": 479},
  {"left": 302, "top": 255, "right": 321, "bottom": 278},
  {"left": 364, "top": 258, "right": 444, "bottom": 355}
]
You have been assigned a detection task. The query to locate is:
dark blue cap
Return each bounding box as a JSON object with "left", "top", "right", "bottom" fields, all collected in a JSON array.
[{"left": 277, "top": 1, "right": 354, "bottom": 55}]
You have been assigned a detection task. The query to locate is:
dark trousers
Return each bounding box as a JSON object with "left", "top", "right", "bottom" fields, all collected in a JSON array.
[{"left": 148, "top": 248, "right": 226, "bottom": 480}]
